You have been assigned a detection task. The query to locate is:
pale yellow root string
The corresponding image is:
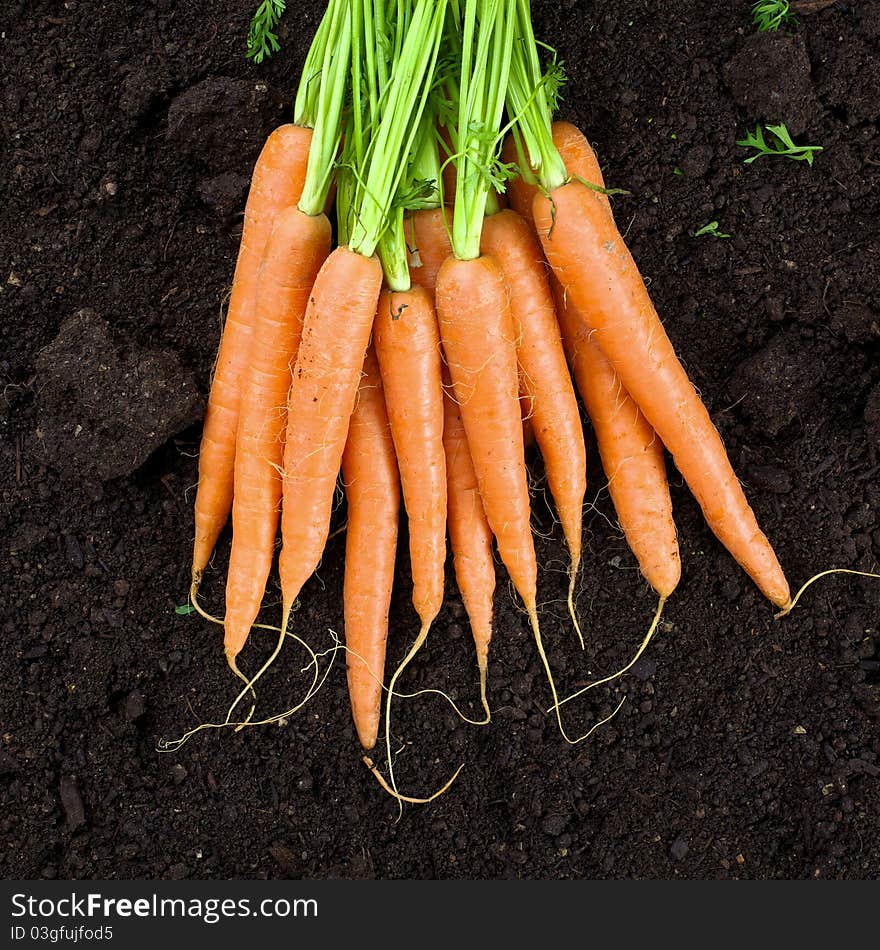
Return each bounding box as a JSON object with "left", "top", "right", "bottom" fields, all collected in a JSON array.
[
  {"left": 317, "top": 635, "right": 492, "bottom": 725},
  {"left": 186, "top": 590, "right": 488, "bottom": 726},
  {"left": 190, "top": 576, "right": 256, "bottom": 725},
  {"left": 775, "top": 568, "right": 880, "bottom": 619},
  {"left": 375, "top": 620, "right": 462, "bottom": 814},
  {"left": 158, "top": 599, "right": 338, "bottom": 753},
  {"left": 362, "top": 757, "right": 463, "bottom": 804},
  {"left": 157, "top": 632, "right": 339, "bottom": 753},
  {"left": 549, "top": 596, "right": 666, "bottom": 713},
  {"left": 332, "top": 637, "right": 492, "bottom": 725},
  {"left": 527, "top": 602, "right": 626, "bottom": 744},
  {"left": 225, "top": 626, "right": 285, "bottom": 729},
  {"left": 567, "top": 552, "right": 585, "bottom": 651},
  {"left": 477, "top": 660, "right": 490, "bottom": 723},
  {"left": 190, "top": 577, "right": 298, "bottom": 725}
]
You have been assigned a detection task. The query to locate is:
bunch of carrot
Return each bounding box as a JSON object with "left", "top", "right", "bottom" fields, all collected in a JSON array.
[{"left": 187, "top": 0, "right": 793, "bottom": 794}]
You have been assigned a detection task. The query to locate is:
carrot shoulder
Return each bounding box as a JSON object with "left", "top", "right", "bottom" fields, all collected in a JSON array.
[
  {"left": 342, "top": 347, "right": 400, "bottom": 751},
  {"left": 534, "top": 182, "right": 789, "bottom": 607}
]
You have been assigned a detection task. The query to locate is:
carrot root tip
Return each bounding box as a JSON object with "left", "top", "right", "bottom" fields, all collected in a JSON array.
[
  {"left": 549, "top": 595, "right": 667, "bottom": 715},
  {"left": 362, "top": 755, "right": 463, "bottom": 806},
  {"left": 567, "top": 556, "right": 584, "bottom": 651},
  {"left": 478, "top": 661, "right": 491, "bottom": 724},
  {"left": 774, "top": 568, "right": 880, "bottom": 619}
]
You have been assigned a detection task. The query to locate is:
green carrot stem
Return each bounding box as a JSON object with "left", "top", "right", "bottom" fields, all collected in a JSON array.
[
  {"left": 348, "top": 0, "right": 448, "bottom": 260},
  {"left": 297, "top": 0, "right": 351, "bottom": 217},
  {"left": 450, "top": 0, "right": 516, "bottom": 262},
  {"left": 506, "top": 0, "right": 567, "bottom": 192}
]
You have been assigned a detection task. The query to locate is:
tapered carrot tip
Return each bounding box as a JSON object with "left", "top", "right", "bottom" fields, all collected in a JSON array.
[
  {"left": 654, "top": 555, "right": 682, "bottom": 602},
  {"left": 767, "top": 576, "right": 792, "bottom": 610},
  {"left": 225, "top": 647, "right": 240, "bottom": 675},
  {"left": 355, "top": 719, "right": 379, "bottom": 752}
]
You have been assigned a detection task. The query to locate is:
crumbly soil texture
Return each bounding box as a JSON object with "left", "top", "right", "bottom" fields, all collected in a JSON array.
[{"left": 2, "top": 1, "right": 879, "bottom": 880}]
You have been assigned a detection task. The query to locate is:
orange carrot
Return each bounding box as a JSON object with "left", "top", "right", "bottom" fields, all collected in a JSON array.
[
  {"left": 192, "top": 124, "right": 312, "bottom": 589},
  {"left": 436, "top": 255, "right": 536, "bottom": 610},
  {"left": 374, "top": 286, "right": 447, "bottom": 629},
  {"left": 442, "top": 381, "right": 494, "bottom": 709},
  {"left": 534, "top": 181, "right": 790, "bottom": 607},
  {"left": 503, "top": 121, "right": 610, "bottom": 226},
  {"left": 405, "top": 208, "right": 453, "bottom": 295},
  {"left": 480, "top": 209, "right": 586, "bottom": 636},
  {"left": 342, "top": 346, "right": 400, "bottom": 750},
  {"left": 277, "top": 247, "right": 384, "bottom": 633},
  {"left": 223, "top": 206, "right": 332, "bottom": 661},
  {"left": 508, "top": 122, "right": 680, "bottom": 598},
  {"left": 555, "top": 286, "right": 680, "bottom": 597}
]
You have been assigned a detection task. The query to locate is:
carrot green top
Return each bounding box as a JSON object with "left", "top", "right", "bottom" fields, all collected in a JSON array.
[
  {"left": 506, "top": 0, "right": 567, "bottom": 193},
  {"left": 344, "top": 0, "right": 448, "bottom": 262},
  {"left": 296, "top": 0, "right": 351, "bottom": 218},
  {"left": 449, "top": 0, "right": 516, "bottom": 262}
]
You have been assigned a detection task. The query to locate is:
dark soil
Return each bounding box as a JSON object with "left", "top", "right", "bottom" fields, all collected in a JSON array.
[{"left": 2, "top": 0, "right": 879, "bottom": 880}]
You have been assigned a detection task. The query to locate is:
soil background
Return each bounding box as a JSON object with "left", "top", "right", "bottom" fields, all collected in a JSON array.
[{"left": 2, "top": 0, "right": 879, "bottom": 880}]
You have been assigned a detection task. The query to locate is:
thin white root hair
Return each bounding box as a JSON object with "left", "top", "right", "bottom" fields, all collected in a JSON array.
[
  {"left": 775, "top": 568, "right": 880, "bottom": 618},
  {"left": 363, "top": 756, "right": 462, "bottom": 804},
  {"left": 549, "top": 596, "right": 666, "bottom": 713},
  {"left": 527, "top": 603, "right": 626, "bottom": 745}
]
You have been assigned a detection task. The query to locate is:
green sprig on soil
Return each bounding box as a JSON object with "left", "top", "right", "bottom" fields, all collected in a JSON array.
[
  {"left": 737, "top": 123, "right": 822, "bottom": 166},
  {"left": 693, "top": 221, "right": 731, "bottom": 239},
  {"left": 751, "top": 0, "right": 796, "bottom": 33},
  {"left": 247, "top": 0, "right": 287, "bottom": 63}
]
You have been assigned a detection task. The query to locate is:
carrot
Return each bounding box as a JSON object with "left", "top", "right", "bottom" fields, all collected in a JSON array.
[
  {"left": 503, "top": 120, "right": 611, "bottom": 225},
  {"left": 277, "top": 246, "right": 384, "bottom": 625},
  {"left": 533, "top": 183, "right": 789, "bottom": 607},
  {"left": 442, "top": 381, "right": 494, "bottom": 713},
  {"left": 436, "top": 1, "right": 526, "bottom": 612},
  {"left": 191, "top": 123, "right": 312, "bottom": 591},
  {"left": 374, "top": 286, "right": 447, "bottom": 630},
  {"left": 405, "top": 208, "right": 452, "bottom": 295},
  {"left": 480, "top": 208, "right": 586, "bottom": 641},
  {"left": 435, "top": 0, "right": 591, "bottom": 744},
  {"left": 550, "top": 125, "right": 679, "bottom": 597},
  {"left": 342, "top": 347, "right": 400, "bottom": 751},
  {"left": 502, "top": 0, "right": 789, "bottom": 607},
  {"left": 395, "top": 154, "right": 497, "bottom": 711},
  {"left": 215, "top": 0, "right": 354, "bottom": 669},
  {"left": 555, "top": 287, "right": 681, "bottom": 597},
  {"left": 279, "top": 0, "right": 447, "bottom": 639},
  {"left": 191, "top": 0, "right": 353, "bottom": 599},
  {"left": 437, "top": 256, "right": 535, "bottom": 608},
  {"left": 222, "top": 207, "right": 332, "bottom": 662},
  {"left": 506, "top": 120, "right": 680, "bottom": 598}
]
